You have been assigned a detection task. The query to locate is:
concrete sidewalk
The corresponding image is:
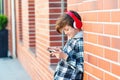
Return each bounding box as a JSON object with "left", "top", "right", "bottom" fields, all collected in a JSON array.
[{"left": 0, "top": 58, "right": 31, "bottom": 80}]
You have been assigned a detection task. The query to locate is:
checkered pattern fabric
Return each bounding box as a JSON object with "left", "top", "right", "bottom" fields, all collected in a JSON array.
[
  {"left": 54, "top": 59, "right": 83, "bottom": 80},
  {"left": 54, "top": 31, "right": 84, "bottom": 80}
]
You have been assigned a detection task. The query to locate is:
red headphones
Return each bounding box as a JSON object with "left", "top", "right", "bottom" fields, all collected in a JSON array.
[{"left": 66, "top": 11, "right": 82, "bottom": 29}]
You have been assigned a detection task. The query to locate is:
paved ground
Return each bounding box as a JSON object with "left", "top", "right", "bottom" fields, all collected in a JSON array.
[{"left": 0, "top": 57, "right": 31, "bottom": 80}]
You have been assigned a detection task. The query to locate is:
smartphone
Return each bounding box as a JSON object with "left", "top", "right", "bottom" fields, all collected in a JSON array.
[{"left": 47, "top": 48, "right": 56, "bottom": 53}]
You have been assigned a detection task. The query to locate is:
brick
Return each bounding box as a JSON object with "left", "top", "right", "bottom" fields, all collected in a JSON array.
[
  {"left": 83, "top": 73, "right": 88, "bottom": 80},
  {"left": 84, "top": 63, "right": 94, "bottom": 75},
  {"left": 84, "top": 63, "right": 103, "bottom": 79},
  {"left": 104, "top": 24, "right": 119, "bottom": 36},
  {"left": 50, "top": 42, "right": 62, "bottom": 46},
  {"left": 49, "top": 8, "right": 61, "bottom": 13},
  {"left": 104, "top": 49, "right": 118, "bottom": 62},
  {"left": 98, "top": 12, "right": 110, "bottom": 22},
  {"left": 98, "top": 35, "right": 110, "bottom": 47},
  {"left": 111, "top": 63, "right": 120, "bottom": 76},
  {"left": 50, "top": 36, "right": 62, "bottom": 41},
  {"left": 29, "top": 34, "right": 35, "bottom": 36},
  {"left": 84, "top": 43, "right": 93, "bottom": 53},
  {"left": 111, "top": 11, "right": 120, "bottom": 22},
  {"left": 92, "top": 45, "right": 104, "bottom": 57},
  {"left": 92, "top": 24, "right": 103, "bottom": 33},
  {"left": 78, "top": 1, "right": 97, "bottom": 11},
  {"left": 49, "top": 3, "right": 61, "bottom": 7},
  {"left": 28, "top": 9, "right": 35, "bottom": 12},
  {"left": 49, "top": 14, "right": 61, "bottom": 18},
  {"left": 103, "top": 0, "right": 118, "bottom": 9},
  {"left": 83, "top": 23, "right": 103, "bottom": 33},
  {"left": 119, "top": 0, "right": 120, "bottom": 8},
  {"left": 92, "top": 67, "right": 103, "bottom": 79},
  {"left": 49, "top": 19, "right": 57, "bottom": 24},
  {"left": 88, "top": 54, "right": 97, "bottom": 66},
  {"left": 29, "top": 40, "right": 35, "bottom": 43},
  {"left": 97, "top": 58, "right": 110, "bottom": 71},
  {"left": 50, "top": 30, "right": 60, "bottom": 35},
  {"left": 111, "top": 38, "right": 120, "bottom": 50},
  {"left": 87, "top": 34, "right": 98, "bottom": 44},
  {"left": 77, "top": 3, "right": 84, "bottom": 12},
  {"left": 105, "top": 73, "right": 118, "bottom": 80},
  {"left": 83, "top": 12, "right": 97, "bottom": 21},
  {"left": 84, "top": 43, "right": 104, "bottom": 57},
  {"left": 28, "top": 4, "right": 34, "bottom": 7},
  {"left": 97, "top": 0, "right": 103, "bottom": 10},
  {"left": 83, "top": 23, "right": 92, "bottom": 32}
]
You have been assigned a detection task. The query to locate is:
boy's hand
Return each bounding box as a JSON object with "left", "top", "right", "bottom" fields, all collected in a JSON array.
[{"left": 47, "top": 47, "right": 68, "bottom": 59}]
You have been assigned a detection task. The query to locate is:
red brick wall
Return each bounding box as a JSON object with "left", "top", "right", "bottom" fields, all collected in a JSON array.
[
  {"left": 15, "top": 0, "right": 66, "bottom": 80},
  {"left": 68, "top": 0, "right": 120, "bottom": 80},
  {"left": 28, "top": 0, "right": 36, "bottom": 50},
  {"left": 15, "top": 0, "right": 23, "bottom": 42},
  {"left": 6, "top": 0, "right": 120, "bottom": 80}
]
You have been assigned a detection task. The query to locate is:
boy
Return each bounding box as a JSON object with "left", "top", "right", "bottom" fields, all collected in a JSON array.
[{"left": 48, "top": 10, "right": 84, "bottom": 80}]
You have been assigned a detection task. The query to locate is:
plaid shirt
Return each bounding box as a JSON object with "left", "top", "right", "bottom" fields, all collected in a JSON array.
[{"left": 54, "top": 31, "right": 84, "bottom": 80}]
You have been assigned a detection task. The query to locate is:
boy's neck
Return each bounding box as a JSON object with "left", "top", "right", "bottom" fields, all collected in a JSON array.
[{"left": 68, "top": 30, "right": 79, "bottom": 40}]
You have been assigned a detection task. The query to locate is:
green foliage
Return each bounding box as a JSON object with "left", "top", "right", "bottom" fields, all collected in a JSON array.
[{"left": 0, "top": 14, "right": 8, "bottom": 31}]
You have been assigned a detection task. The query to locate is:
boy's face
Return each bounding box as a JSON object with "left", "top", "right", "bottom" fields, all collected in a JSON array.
[{"left": 63, "top": 25, "right": 76, "bottom": 38}]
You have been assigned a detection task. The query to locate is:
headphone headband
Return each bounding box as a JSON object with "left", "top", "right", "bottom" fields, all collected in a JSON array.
[{"left": 66, "top": 11, "right": 82, "bottom": 29}]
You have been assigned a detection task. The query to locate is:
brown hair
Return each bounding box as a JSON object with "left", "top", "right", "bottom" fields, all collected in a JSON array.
[{"left": 55, "top": 10, "right": 82, "bottom": 33}]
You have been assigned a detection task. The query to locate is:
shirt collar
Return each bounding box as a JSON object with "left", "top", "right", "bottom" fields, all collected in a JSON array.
[{"left": 73, "top": 31, "right": 83, "bottom": 39}]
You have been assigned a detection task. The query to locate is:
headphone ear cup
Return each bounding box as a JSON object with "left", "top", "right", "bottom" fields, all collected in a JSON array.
[
  {"left": 73, "top": 20, "right": 82, "bottom": 29},
  {"left": 73, "top": 21, "right": 77, "bottom": 29}
]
